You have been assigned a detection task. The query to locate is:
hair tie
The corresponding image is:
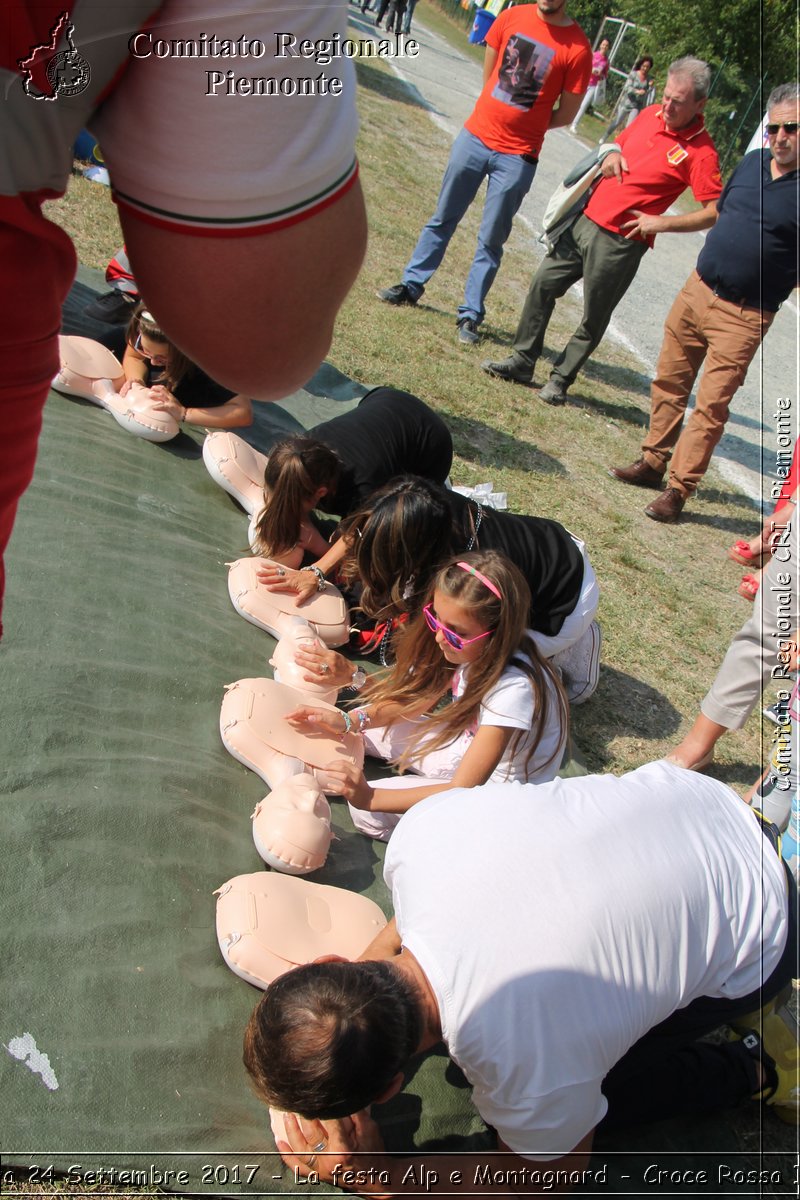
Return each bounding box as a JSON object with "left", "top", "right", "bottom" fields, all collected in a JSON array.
[{"left": 456, "top": 561, "right": 502, "bottom": 600}]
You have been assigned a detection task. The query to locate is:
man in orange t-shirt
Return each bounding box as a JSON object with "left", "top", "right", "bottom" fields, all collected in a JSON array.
[
  {"left": 377, "top": 0, "right": 591, "bottom": 344},
  {"left": 482, "top": 57, "right": 722, "bottom": 403}
]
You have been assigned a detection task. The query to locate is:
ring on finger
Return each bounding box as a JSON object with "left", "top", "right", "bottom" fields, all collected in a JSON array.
[
  {"left": 277, "top": 567, "right": 286, "bottom": 577},
  {"left": 305, "top": 1153, "right": 317, "bottom": 1169},
  {"left": 320, "top": 663, "right": 329, "bottom": 674},
  {"left": 312, "top": 1140, "right": 327, "bottom": 1153}
]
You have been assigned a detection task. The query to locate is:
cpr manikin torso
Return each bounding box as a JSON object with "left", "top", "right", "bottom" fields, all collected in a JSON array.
[
  {"left": 227, "top": 557, "right": 349, "bottom": 646},
  {"left": 215, "top": 868, "right": 387, "bottom": 988},
  {"left": 52, "top": 335, "right": 181, "bottom": 442},
  {"left": 220, "top": 676, "right": 364, "bottom": 792},
  {"left": 202, "top": 431, "right": 268, "bottom": 516}
]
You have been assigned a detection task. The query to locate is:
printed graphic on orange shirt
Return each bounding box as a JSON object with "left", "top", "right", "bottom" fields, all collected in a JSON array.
[
  {"left": 18, "top": 10, "right": 91, "bottom": 101},
  {"left": 666, "top": 144, "right": 689, "bottom": 166},
  {"left": 493, "top": 35, "right": 555, "bottom": 111}
]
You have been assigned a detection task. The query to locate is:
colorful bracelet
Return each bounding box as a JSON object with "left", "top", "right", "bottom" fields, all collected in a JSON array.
[
  {"left": 353, "top": 707, "right": 370, "bottom": 731},
  {"left": 341, "top": 710, "right": 353, "bottom": 735}
]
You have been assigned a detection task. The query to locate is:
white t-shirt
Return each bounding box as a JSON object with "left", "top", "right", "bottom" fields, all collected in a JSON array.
[
  {"left": 451, "top": 655, "right": 565, "bottom": 783},
  {"left": 384, "top": 761, "right": 788, "bottom": 1160}
]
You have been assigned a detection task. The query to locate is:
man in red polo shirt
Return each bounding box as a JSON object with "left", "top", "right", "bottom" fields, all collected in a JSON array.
[{"left": 482, "top": 57, "right": 722, "bottom": 404}]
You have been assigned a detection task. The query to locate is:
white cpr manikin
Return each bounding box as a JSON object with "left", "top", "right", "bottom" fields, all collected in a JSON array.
[
  {"left": 269, "top": 618, "right": 340, "bottom": 703},
  {"left": 220, "top": 677, "right": 364, "bottom": 793},
  {"left": 251, "top": 773, "right": 334, "bottom": 875},
  {"left": 202, "top": 431, "right": 268, "bottom": 515},
  {"left": 51, "top": 335, "right": 181, "bottom": 443},
  {"left": 227, "top": 557, "right": 349, "bottom": 646},
  {"left": 215, "top": 871, "right": 387, "bottom": 988}
]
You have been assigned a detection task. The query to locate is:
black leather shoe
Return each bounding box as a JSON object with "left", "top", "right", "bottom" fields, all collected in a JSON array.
[
  {"left": 480, "top": 355, "right": 534, "bottom": 384},
  {"left": 608, "top": 458, "right": 665, "bottom": 489},
  {"left": 376, "top": 283, "right": 422, "bottom": 305},
  {"left": 645, "top": 487, "right": 686, "bottom": 523},
  {"left": 538, "top": 378, "right": 568, "bottom": 405}
]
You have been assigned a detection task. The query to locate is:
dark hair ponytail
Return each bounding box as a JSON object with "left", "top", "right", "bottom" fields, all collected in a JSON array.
[{"left": 251, "top": 437, "right": 342, "bottom": 559}]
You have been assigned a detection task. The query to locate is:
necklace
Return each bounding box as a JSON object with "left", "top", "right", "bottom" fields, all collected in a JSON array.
[
  {"left": 465, "top": 500, "right": 483, "bottom": 552},
  {"left": 379, "top": 619, "right": 393, "bottom": 668}
]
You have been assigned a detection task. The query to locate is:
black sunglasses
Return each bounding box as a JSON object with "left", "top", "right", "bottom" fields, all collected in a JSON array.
[{"left": 766, "top": 122, "right": 799, "bottom": 136}]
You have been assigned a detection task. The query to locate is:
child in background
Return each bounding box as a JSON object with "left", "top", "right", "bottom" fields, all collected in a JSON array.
[
  {"left": 252, "top": 388, "right": 453, "bottom": 570},
  {"left": 288, "top": 551, "right": 569, "bottom": 840},
  {"left": 251, "top": 439, "right": 342, "bottom": 566},
  {"left": 119, "top": 305, "right": 253, "bottom": 429}
]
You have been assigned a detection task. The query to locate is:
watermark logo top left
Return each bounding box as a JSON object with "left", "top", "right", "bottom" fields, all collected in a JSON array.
[{"left": 18, "top": 10, "right": 91, "bottom": 100}]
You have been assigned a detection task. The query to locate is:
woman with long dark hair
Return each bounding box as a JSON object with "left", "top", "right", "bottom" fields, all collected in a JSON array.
[{"left": 263, "top": 476, "right": 601, "bottom": 703}]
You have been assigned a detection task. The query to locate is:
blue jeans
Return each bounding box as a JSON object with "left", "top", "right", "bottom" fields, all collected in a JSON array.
[
  {"left": 402, "top": 128, "right": 537, "bottom": 324},
  {"left": 401, "top": 0, "right": 418, "bottom": 32}
]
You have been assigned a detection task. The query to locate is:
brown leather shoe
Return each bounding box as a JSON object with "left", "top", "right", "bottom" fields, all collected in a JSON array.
[
  {"left": 608, "top": 458, "right": 665, "bottom": 489},
  {"left": 645, "top": 487, "right": 686, "bottom": 523}
]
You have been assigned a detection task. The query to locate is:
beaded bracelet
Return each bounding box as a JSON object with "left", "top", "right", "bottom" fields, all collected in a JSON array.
[
  {"left": 341, "top": 711, "right": 353, "bottom": 735},
  {"left": 300, "top": 564, "right": 326, "bottom": 592},
  {"left": 353, "top": 707, "right": 370, "bottom": 731}
]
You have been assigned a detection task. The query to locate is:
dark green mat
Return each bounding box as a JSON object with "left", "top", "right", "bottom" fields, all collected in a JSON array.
[
  {"left": 3, "top": 273, "right": 787, "bottom": 1197},
  {"left": 1, "top": 273, "right": 490, "bottom": 1194}
]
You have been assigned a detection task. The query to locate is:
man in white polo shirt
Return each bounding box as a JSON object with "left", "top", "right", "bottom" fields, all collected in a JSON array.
[{"left": 244, "top": 763, "right": 797, "bottom": 1194}]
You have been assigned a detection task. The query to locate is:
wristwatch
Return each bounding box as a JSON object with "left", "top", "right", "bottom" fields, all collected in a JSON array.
[{"left": 350, "top": 666, "right": 367, "bottom": 692}]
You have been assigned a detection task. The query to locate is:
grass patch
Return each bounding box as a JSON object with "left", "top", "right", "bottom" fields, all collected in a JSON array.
[{"left": 44, "top": 31, "right": 768, "bottom": 795}]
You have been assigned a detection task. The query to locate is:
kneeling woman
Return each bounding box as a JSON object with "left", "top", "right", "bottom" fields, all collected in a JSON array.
[
  {"left": 288, "top": 552, "right": 569, "bottom": 840},
  {"left": 106, "top": 304, "right": 253, "bottom": 429},
  {"left": 263, "top": 476, "right": 600, "bottom": 703},
  {"left": 251, "top": 387, "right": 453, "bottom": 566}
]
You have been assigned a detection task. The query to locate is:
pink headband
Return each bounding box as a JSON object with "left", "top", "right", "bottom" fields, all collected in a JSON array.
[{"left": 456, "top": 561, "right": 502, "bottom": 600}]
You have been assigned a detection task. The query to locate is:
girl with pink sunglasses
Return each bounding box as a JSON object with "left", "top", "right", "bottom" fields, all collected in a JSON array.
[{"left": 287, "top": 550, "right": 569, "bottom": 840}]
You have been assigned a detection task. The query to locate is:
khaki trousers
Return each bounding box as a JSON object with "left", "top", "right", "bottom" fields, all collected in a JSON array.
[{"left": 642, "top": 271, "right": 773, "bottom": 496}]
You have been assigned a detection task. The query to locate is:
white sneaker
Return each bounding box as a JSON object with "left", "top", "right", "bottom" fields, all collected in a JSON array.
[{"left": 552, "top": 621, "right": 602, "bottom": 705}]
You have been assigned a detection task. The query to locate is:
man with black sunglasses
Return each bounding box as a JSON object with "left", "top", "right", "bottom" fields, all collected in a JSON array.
[{"left": 611, "top": 82, "right": 800, "bottom": 523}]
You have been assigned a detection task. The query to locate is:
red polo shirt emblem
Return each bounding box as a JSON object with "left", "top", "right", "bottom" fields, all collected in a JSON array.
[{"left": 667, "top": 144, "right": 689, "bottom": 166}]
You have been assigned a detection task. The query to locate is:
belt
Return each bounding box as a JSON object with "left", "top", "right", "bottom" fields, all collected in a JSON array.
[
  {"left": 699, "top": 274, "right": 756, "bottom": 309},
  {"left": 753, "top": 806, "right": 783, "bottom": 857}
]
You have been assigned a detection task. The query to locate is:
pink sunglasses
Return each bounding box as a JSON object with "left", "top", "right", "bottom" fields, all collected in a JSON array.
[{"left": 423, "top": 603, "right": 492, "bottom": 651}]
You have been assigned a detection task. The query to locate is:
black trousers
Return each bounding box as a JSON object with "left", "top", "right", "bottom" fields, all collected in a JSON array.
[
  {"left": 601, "top": 859, "right": 797, "bottom": 1129},
  {"left": 376, "top": 0, "right": 406, "bottom": 28}
]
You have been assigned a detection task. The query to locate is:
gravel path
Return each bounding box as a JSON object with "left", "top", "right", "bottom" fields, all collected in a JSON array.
[{"left": 352, "top": 9, "right": 798, "bottom": 508}]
